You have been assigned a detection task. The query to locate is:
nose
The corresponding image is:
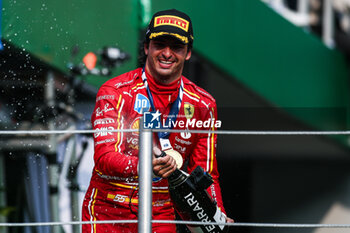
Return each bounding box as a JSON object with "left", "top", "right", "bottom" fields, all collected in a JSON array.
[{"left": 161, "top": 46, "right": 172, "bottom": 59}]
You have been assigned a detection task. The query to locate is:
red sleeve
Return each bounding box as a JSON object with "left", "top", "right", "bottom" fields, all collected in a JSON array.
[
  {"left": 187, "top": 101, "right": 226, "bottom": 213},
  {"left": 91, "top": 85, "right": 138, "bottom": 179}
]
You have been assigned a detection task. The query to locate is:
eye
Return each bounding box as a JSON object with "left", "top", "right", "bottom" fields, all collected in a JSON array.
[
  {"left": 153, "top": 41, "right": 166, "bottom": 49},
  {"left": 171, "top": 44, "right": 185, "bottom": 51}
]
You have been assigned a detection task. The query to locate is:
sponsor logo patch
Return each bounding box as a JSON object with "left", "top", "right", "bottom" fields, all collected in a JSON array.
[
  {"left": 174, "top": 143, "right": 186, "bottom": 153},
  {"left": 154, "top": 15, "right": 189, "bottom": 32},
  {"left": 95, "top": 138, "right": 115, "bottom": 146},
  {"left": 115, "top": 79, "right": 134, "bottom": 88},
  {"left": 96, "top": 95, "right": 115, "bottom": 102},
  {"left": 130, "top": 117, "right": 141, "bottom": 135},
  {"left": 94, "top": 126, "right": 114, "bottom": 138},
  {"left": 127, "top": 137, "right": 139, "bottom": 149},
  {"left": 95, "top": 103, "right": 114, "bottom": 117},
  {"left": 184, "top": 102, "right": 194, "bottom": 119},
  {"left": 134, "top": 94, "right": 150, "bottom": 114},
  {"left": 180, "top": 132, "right": 191, "bottom": 139},
  {"left": 175, "top": 136, "right": 192, "bottom": 145},
  {"left": 93, "top": 118, "right": 115, "bottom": 127}
]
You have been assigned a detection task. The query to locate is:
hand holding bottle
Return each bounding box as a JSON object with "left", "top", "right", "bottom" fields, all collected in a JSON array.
[{"left": 152, "top": 147, "right": 178, "bottom": 178}]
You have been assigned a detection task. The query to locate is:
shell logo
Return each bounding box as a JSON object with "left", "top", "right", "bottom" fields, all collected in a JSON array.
[{"left": 130, "top": 117, "right": 140, "bottom": 135}]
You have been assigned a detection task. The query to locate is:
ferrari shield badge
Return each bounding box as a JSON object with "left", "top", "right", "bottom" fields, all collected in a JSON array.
[{"left": 184, "top": 103, "right": 194, "bottom": 119}]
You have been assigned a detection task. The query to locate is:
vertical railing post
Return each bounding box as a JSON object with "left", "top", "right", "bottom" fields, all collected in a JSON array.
[
  {"left": 138, "top": 117, "right": 153, "bottom": 233},
  {"left": 297, "top": 0, "right": 308, "bottom": 14},
  {"left": 45, "top": 71, "right": 60, "bottom": 233},
  {"left": 323, "top": 0, "right": 334, "bottom": 47},
  {"left": 0, "top": 152, "right": 7, "bottom": 233}
]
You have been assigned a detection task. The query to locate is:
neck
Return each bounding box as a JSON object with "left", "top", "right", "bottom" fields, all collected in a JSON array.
[{"left": 144, "top": 68, "right": 181, "bottom": 90}]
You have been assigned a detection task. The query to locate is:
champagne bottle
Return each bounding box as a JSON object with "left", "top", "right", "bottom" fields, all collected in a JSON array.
[{"left": 156, "top": 149, "right": 228, "bottom": 233}]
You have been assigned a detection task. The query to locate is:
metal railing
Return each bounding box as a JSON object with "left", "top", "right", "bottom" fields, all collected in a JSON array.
[{"left": 2, "top": 127, "right": 350, "bottom": 232}]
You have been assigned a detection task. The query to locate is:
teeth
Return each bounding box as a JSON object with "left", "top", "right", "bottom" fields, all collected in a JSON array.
[{"left": 160, "top": 60, "right": 172, "bottom": 64}]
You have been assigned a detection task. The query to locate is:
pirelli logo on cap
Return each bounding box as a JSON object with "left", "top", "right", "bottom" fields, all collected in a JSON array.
[{"left": 154, "top": 15, "right": 189, "bottom": 32}]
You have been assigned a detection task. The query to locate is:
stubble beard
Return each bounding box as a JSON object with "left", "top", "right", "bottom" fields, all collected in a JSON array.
[{"left": 146, "top": 58, "right": 184, "bottom": 84}]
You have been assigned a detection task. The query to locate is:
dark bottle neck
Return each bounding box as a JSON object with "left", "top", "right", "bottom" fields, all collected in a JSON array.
[{"left": 168, "top": 169, "right": 188, "bottom": 187}]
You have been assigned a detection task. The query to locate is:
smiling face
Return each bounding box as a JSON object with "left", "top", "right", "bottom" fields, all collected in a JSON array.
[{"left": 144, "top": 36, "right": 192, "bottom": 84}]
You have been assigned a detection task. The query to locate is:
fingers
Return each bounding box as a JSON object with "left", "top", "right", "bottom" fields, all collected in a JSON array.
[
  {"left": 160, "top": 157, "right": 177, "bottom": 178},
  {"left": 153, "top": 154, "right": 177, "bottom": 178},
  {"left": 226, "top": 217, "right": 234, "bottom": 223},
  {"left": 153, "top": 147, "right": 162, "bottom": 157}
]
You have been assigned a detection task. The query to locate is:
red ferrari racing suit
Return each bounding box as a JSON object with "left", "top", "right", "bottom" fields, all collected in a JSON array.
[{"left": 82, "top": 68, "right": 225, "bottom": 233}]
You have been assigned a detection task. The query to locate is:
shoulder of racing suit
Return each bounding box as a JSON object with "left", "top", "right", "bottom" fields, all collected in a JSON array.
[
  {"left": 100, "top": 68, "right": 143, "bottom": 92},
  {"left": 181, "top": 76, "right": 217, "bottom": 110}
]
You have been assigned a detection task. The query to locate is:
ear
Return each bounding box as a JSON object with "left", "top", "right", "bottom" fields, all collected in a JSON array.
[
  {"left": 144, "top": 43, "right": 149, "bottom": 55},
  {"left": 185, "top": 49, "right": 192, "bottom": 61}
]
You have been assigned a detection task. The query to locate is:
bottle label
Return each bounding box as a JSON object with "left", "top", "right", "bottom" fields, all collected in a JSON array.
[
  {"left": 184, "top": 192, "right": 218, "bottom": 232},
  {"left": 213, "top": 206, "right": 226, "bottom": 230}
]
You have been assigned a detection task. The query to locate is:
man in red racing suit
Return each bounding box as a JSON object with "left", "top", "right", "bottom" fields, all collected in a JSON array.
[{"left": 82, "top": 9, "right": 231, "bottom": 233}]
